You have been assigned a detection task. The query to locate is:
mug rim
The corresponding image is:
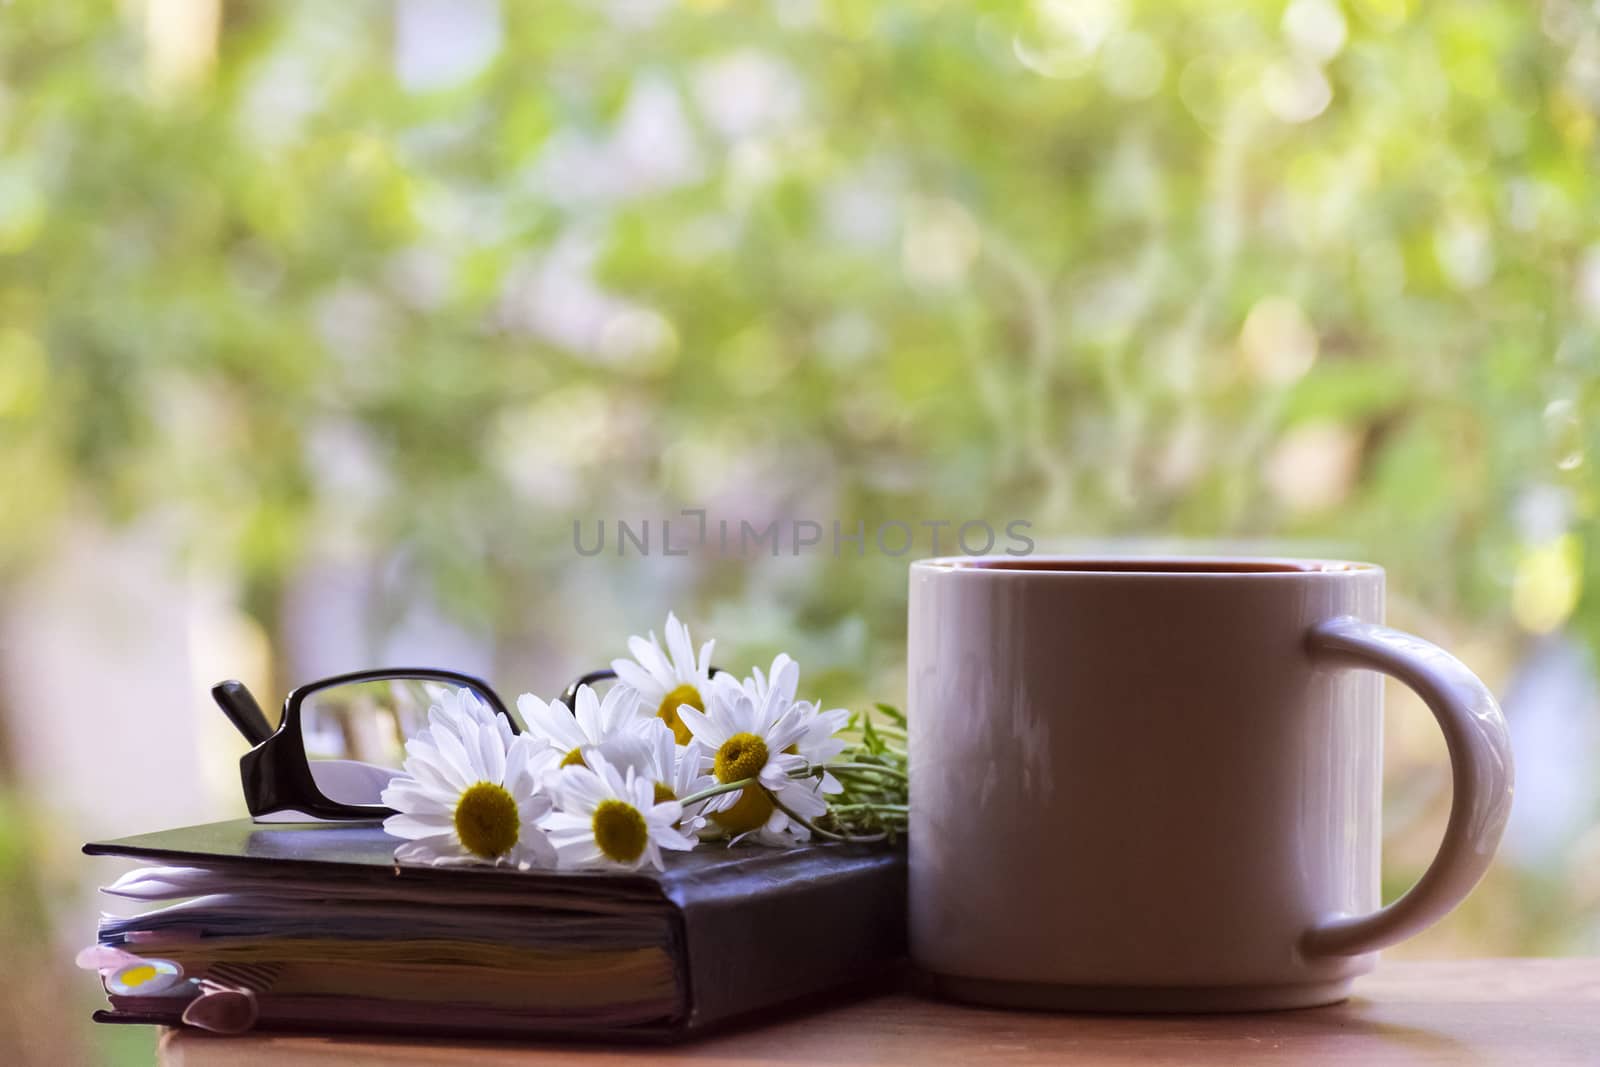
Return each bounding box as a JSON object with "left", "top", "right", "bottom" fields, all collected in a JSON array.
[{"left": 914, "top": 554, "right": 1382, "bottom": 577}]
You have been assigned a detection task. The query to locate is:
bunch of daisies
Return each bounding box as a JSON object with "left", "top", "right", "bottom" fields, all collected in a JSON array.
[{"left": 380, "top": 614, "right": 906, "bottom": 872}]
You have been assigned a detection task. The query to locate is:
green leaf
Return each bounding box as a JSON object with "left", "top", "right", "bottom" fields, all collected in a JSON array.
[
  {"left": 861, "top": 712, "right": 885, "bottom": 757},
  {"left": 874, "top": 703, "right": 907, "bottom": 726}
]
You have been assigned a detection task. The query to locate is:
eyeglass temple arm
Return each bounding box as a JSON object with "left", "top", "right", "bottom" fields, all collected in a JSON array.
[{"left": 212, "top": 680, "right": 274, "bottom": 746}]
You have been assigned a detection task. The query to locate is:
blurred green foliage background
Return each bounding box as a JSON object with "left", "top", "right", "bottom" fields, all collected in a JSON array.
[{"left": 1, "top": 0, "right": 1597, "bottom": 1061}]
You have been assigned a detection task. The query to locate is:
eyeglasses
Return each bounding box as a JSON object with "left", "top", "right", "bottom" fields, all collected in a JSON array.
[
  {"left": 214, "top": 668, "right": 519, "bottom": 821},
  {"left": 216, "top": 663, "right": 719, "bottom": 821}
]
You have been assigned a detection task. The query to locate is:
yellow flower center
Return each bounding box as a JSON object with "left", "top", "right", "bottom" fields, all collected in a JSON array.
[
  {"left": 453, "top": 781, "right": 520, "bottom": 860},
  {"left": 711, "top": 786, "right": 775, "bottom": 834},
  {"left": 657, "top": 683, "right": 702, "bottom": 745},
  {"left": 653, "top": 782, "right": 676, "bottom": 804},
  {"left": 708, "top": 732, "right": 773, "bottom": 834},
  {"left": 120, "top": 965, "right": 158, "bottom": 987},
  {"left": 560, "top": 746, "right": 586, "bottom": 768},
  {"left": 714, "top": 732, "right": 768, "bottom": 783},
  {"left": 592, "top": 799, "right": 649, "bottom": 864}
]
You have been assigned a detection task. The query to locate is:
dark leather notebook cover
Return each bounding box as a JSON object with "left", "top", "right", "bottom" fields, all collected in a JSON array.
[{"left": 85, "top": 819, "right": 907, "bottom": 1038}]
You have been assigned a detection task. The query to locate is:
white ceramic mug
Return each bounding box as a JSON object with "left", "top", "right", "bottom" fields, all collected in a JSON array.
[{"left": 907, "top": 557, "right": 1514, "bottom": 1012}]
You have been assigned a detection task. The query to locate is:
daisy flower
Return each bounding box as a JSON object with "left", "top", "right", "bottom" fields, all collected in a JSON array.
[
  {"left": 596, "top": 718, "right": 717, "bottom": 834},
  {"left": 516, "top": 683, "right": 651, "bottom": 770},
  {"left": 610, "top": 612, "right": 714, "bottom": 745},
  {"left": 728, "top": 654, "right": 850, "bottom": 794},
  {"left": 381, "top": 688, "right": 557, "bottom": 868},
  {"left": 678, "top": 673, "right": 828, "bottom": 842},
  {"left": 544, "top": 754, "right": 697, "bottom": 871}
]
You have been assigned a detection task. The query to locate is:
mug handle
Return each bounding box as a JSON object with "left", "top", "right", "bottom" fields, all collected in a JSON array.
[{"left": 1301, "top": 616, "right": 1515, "bottom": 958}]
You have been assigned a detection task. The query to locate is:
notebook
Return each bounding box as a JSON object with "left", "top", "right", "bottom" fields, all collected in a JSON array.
[{"left": 84, "top": 819, "right": 906, "bottom": 1040}]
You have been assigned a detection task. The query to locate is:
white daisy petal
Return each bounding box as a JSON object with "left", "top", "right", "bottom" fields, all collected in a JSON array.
[
  {"left": 541, "top": 812, "right": 593, "bottom": 833},
  {"left": 813, "top": 706, "right": 851, "bottom": 732},
  {"left": 430, "top": 721, "right": 482, "bottom": 783},
  {"left": 502, "top": 736, "right": 538, "bottom": 796},
  {"left": 610, "top": 661, "right": 662, "bottom": 701},
  {"left": 628, "top": 634, "right": 674, "bottom": 685},
  {"left": 427, "top": 704, "right": 464, "bottom": 742},
  {"left": 517, "top": 790, "right": 554, "bottom": 821},
  {"left": 628, "top": 773, "right": 655, "bottom": 811},
  {"left": 655, "top": 824, "right": 698, "bottom": 851},
  {"left": 706, "top": 695, "right": 746, "bottom": 741},
  {"left": 598, "top": 685, "right": 643, "bottom": 737},
  {"left": 554, "top": 839, "right": 604, "bottom": 867},
  {"left": 675, "top": 704, "right": 726, "bottom": 747},
  {"left": 593, "top": 732, "right": 654, "bottom": 779},
  {"left": 752, "top": 653, "right": 798, "bottom": 708},
  {"left": 677, "top": 739, "right": 707, "bottom": 787},
  {"left": 519, "top": 692, "right": 587, "bottom": 753},
  {"left": 572, "top": 685, "right": 603, "bottom": 740},
  {"left": 478, "top": 722, "right": 505, "bottom": 785},
  {"left": 651, "top": 722, "right": 677, "bottom": 774},
  {"left": 383, "top": 812, "right": 455, "bottom": 839},
  {"left": 647, "top": 799, "right": 685, "bottom": 825},
  {"left": 395, "top": 833, "right": 464, "bottom": 863},
  {"left": 665, "top": 615, "right": 697, "bottom": 682},
  {"left": 709, "top": 672, "right": 746, "bottom": 714},
  {"left": 757, "top": 685, "right": 793, "bottom": 733},
  {"left": 587, "top": 751, "right": 620, "bottom": 786},
  {"left": 775, "top": 779, "right": 830, "bottom": 818},
  {"left": 765, "top": 713, "right": 809, "bottom": 755},
  {"left": 511, "top": 831, "right": 558, "bottom": 869},
  {"left": 554, "top": 764, "right": 611, "bottom": 814},
  {"left": 404, "top": 738, "right": 470, "bottom": 793},
  {"left": 380, "top": 782, "right": 451, "bottom": 814}
]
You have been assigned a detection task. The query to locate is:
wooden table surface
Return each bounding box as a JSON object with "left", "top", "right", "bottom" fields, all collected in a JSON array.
[{"left": 158, "top": 959, "right": 1600, "bottom": 1066}]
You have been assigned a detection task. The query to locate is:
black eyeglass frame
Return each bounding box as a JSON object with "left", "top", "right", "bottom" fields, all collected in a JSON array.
[
  {"left": 228, "top": 667, "right": 517, "bottom": 821},
  {"left": 220, "top": 663, "right": 724, "bottom": 822}
]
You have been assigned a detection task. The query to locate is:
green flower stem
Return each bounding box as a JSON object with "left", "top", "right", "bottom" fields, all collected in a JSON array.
[
  {"left": 769, "top": 792, "right": 889, "bottom": 845},
  {"left": 818, "top": 762, "right": 909, "bottom": 781},
  {"left": 826, "top": 803, "right": 909, "bottom": 814},
  {"left": 677, "top": 777, "right": 756, "bottom": 807}
]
